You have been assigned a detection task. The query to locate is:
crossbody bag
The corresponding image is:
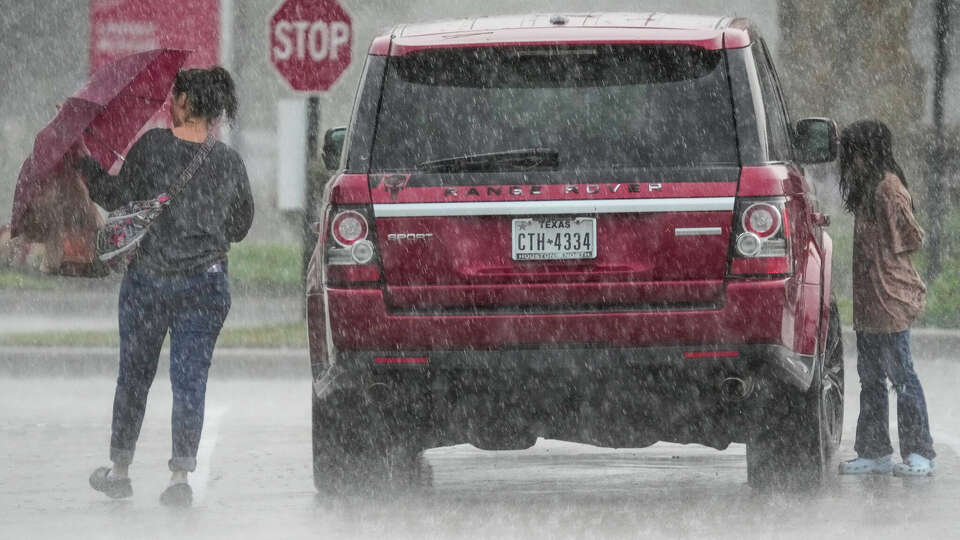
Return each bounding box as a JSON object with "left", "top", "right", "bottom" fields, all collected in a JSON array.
[{"left": 95, "top": 134, "right": 216, "bottom": 273}]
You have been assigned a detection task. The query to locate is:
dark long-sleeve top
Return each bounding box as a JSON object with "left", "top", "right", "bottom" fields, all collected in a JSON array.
[{"left": 80, "top": 128, "right": 254, "bottom": 275}]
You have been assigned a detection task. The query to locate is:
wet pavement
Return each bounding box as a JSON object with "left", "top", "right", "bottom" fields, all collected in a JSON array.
[{"left": 2, "top": 350, "right": 958, "bottom": 539}]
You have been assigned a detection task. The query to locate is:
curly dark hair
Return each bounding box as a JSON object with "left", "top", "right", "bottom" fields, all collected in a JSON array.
[
  {"left": 838, "top": 120, "right": 909, "bottom": 217},
  {"left": 173, "top": 66, "right": 238, "bottom": 124}
]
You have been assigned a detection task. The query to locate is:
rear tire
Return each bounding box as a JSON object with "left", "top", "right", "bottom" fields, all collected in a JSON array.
[
  {"left": 747, "top": 299, "right": 843, "bottom": 491},
  {"left": 312, "top": 390, "right": 429, "bottom": 495},
  {"left": 822, "top": 300, "right": 844, "bottom": 454}
]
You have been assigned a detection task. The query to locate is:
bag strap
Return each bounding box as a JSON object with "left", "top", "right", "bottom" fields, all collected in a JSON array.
[{"left": 164, "top": 133, "right": 217, "bottom": 201}]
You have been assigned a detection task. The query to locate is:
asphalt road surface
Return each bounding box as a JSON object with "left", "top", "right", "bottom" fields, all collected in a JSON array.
[{"left": 2, "top": 352, "right": 958, "bottom": 540}]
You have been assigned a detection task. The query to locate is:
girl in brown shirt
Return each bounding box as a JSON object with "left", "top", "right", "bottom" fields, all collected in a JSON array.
[{"left": 837, "top": 120, "right": 935, "bottom": 477}]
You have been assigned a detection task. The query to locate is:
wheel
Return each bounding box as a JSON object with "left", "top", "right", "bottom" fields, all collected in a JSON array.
[
  {"left": 747, "top": 299, "right": 844, "bottom": 490},
  {"left": 821, "top": 300, "right": 844, "bottom": 455},
  {"left": 312, "top": 389, "right": 429, "bottom": 495}
]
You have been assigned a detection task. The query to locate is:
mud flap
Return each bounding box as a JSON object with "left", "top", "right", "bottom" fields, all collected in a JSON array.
[{"left": 313, "top": 363, "right": 357, "bottom": 400}]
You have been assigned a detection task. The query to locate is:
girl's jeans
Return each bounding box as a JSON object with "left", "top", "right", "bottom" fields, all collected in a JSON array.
[
  {"left": 109, "top": 266, "right": 231, "bottom": 472},
  {"left": 854, "top": 330, "right": 936, "bottom": 460}
]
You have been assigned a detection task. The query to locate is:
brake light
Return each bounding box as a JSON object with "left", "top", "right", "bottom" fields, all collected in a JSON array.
[
  {"left": 331, "top": 210, "right": 368, "bottom": 246},
  {"left": 742, "top": 203, "right": 781, "bottom": 238},
  {"left": 729, "top": 198, "right": 791, "bottom": 276},
  {"left": 325, "top": 205, "right": 380, "bottom": 284},
  {"left": 374, "top": 357, "right": 429, "bottom": 365},
  {"left": 683, "top": 351, "right": 739, "bottom": 359}
]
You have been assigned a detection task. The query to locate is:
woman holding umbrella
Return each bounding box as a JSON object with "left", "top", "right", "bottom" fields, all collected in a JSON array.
[{"left": 84, "top": 66, "right": 254, "bottom": 507}]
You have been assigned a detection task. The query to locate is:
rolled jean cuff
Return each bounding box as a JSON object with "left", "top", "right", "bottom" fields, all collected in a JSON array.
[
  {"left": 110, "top": 447, "right": 135, "bottom": 466},
  {"left": 169, "top": 457, "right": 197, "bottom": 473}
]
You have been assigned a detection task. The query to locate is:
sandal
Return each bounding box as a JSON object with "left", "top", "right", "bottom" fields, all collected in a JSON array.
[
  {"left": 893, "top": 453, "right": 934, "bottom": 477},
  {"left": 838, "top": 455, "right": 894, "bottom": 475},
  {"left": 89, "top": 467, "right": 133, "bottom": 499}
]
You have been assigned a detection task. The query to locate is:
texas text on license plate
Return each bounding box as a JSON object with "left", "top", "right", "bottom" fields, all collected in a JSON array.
[{"left": 512, "top": 217, "right": 597, "bottom": 261}]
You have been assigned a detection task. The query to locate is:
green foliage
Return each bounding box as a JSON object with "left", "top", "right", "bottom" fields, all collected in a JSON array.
[
  {"left": 1, "top": 243, "right": 304, "bottom": 292},
  {"left": 916, "top": 209, "right": 960, "bottom": 328},
  {"left": 218, "top": 322, "right": 307, "bottom": 348},
  {"left": 220, "top": 242, "right": 303, "bottom": 290},
  {"left": 828, "top": 210, "right": 855, "bottom": 326},
  {"left": 0, "top": 269, "right": 58, "bottom": 290},
  {"left": 835, "top": 295, "right": 854, "bottom": 328},
  {"left": 921, "top": 253, "right": 960, "bottom": 328},
  {"left": 0, "top": 329, "right": 122, "bottom": 348}
]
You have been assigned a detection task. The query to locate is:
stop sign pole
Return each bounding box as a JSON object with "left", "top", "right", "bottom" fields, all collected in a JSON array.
[
  {"left": 303, "top": 95, "right": 320, "bottom": 294},
  {"left": 268, "top": 0, "right": 353, "bottom": 297}
]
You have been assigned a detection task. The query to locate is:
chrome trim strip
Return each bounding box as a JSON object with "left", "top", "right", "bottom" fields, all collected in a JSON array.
[
  {"left": 675, "top": 227, "right": 723, "bottom": 236},
  {"left": 374, "top": 197, "right": 735, "bottom": 218}
]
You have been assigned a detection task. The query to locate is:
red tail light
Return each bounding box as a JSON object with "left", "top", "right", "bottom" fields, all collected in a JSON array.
[
  {"left": 683, "top": 351, "right": 740, "bottom": 359},
  {"left": 325, "top": 205, "right": 380, "bottom": 285},
  {"left": 729, "top": 198, "right": 791, "bottom": 276},
  {"left": 742, "top": 203, "right": 781, "bottom": 238},
  {"left": 331, "top": 210, "right": 369, "bottom": 246},
  {"left": 374, "top": 356, "right": 429, "bottom": 365}
]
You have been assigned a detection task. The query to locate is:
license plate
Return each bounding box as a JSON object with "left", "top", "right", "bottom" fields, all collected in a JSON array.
[{"left": 512, "top": 217, "right": 597, "bottom": 261}]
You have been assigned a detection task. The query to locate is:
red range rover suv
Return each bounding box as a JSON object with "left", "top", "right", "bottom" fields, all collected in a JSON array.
[{"left": 307, "top": 13, "right": 843, "bottom": 491}]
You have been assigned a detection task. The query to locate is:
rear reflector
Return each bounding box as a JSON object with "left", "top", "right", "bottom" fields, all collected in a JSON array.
[
  {"left": 729, "top": 257, "right": 790, "bottom": 275},
  {"left": 374, "top": 357, "right": 429, "bottom": 364},
  {"left": 326, "top": 264, "right": 380, "bottom": 284},
  {"left": 683, "top": 351, "right": 740, "bottom": 359}
]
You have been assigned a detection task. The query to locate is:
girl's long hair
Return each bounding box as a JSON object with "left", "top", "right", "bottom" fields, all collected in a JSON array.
[{"left": 838, "top": 120, "right": 909, "bottom": 217}]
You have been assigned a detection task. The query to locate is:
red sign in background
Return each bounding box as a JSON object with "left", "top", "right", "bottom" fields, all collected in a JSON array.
[
  {"left": 269, "top": 0, "right": 352, "bottom": 92},
  {"left": 89, "top": 0, "right": 220, "bottom": 163},
  {"left": 90, "top": 0, "right": 219, "bottom": 73}
]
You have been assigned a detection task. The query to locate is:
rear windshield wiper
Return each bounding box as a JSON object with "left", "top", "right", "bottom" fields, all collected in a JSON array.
[{"left": 417, "top": 148, "right": 559, "bottom": 173}]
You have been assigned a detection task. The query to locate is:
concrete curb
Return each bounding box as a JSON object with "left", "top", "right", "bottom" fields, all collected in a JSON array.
[{"left": 1, "top": 329, "right": 956, "bottom": 377}]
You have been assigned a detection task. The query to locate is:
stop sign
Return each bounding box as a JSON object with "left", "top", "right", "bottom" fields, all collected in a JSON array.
[{"left": 269, "top": 0, "right": 352, "bottom": 92}]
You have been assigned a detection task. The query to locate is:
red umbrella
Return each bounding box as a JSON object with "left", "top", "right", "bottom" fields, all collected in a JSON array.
[{"left": 10, "top": 48, "right": 190, "bottom": 237}]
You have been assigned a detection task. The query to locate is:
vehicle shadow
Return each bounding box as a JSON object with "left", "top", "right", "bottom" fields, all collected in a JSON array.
[{"left": 311, "top": 440, "right": 860, "bottom": 539}]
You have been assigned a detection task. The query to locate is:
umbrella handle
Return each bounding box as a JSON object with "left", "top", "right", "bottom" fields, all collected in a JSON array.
[{"left": 84, "top": 128, "right": 126, "bottom": 162}]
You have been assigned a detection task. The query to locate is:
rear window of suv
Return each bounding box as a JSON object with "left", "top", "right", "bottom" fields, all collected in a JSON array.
[{"left": 370, "top": 45, "right": 737, "bottom": 174}]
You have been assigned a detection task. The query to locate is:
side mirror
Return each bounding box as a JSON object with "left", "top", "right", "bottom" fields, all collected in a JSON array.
[
  {"left": 321, "top": 127, "right": 347, "bottom": 170},
  {"left": 795, "top": 118, "right": 839, "bottom": 164}
]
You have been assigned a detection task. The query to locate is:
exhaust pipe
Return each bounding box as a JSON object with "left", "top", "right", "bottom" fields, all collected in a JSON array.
[
  {"left": 720, "top": 376, "right": 755, "bottom": 402},
  {"left": 364, "top": 380, "right": 396, "bottom": 406}
]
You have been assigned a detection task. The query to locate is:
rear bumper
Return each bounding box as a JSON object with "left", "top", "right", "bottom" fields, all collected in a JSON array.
[
  {"left": 315, "top": 278, "right": 794, "bottom": 349},
  {"left": 322, "top": 343, "right": 813, "bottom": 390},
  {"left": 309, "top": 277, "right": 817, "bottom": 392}
]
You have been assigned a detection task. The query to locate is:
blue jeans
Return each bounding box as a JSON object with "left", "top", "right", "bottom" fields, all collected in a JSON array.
[
  {"left": 854, "top": 331, "right": 935, "bottom": 460},
  {"left": 110, "top": 266, "right": 231, "bottom": 472}
]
